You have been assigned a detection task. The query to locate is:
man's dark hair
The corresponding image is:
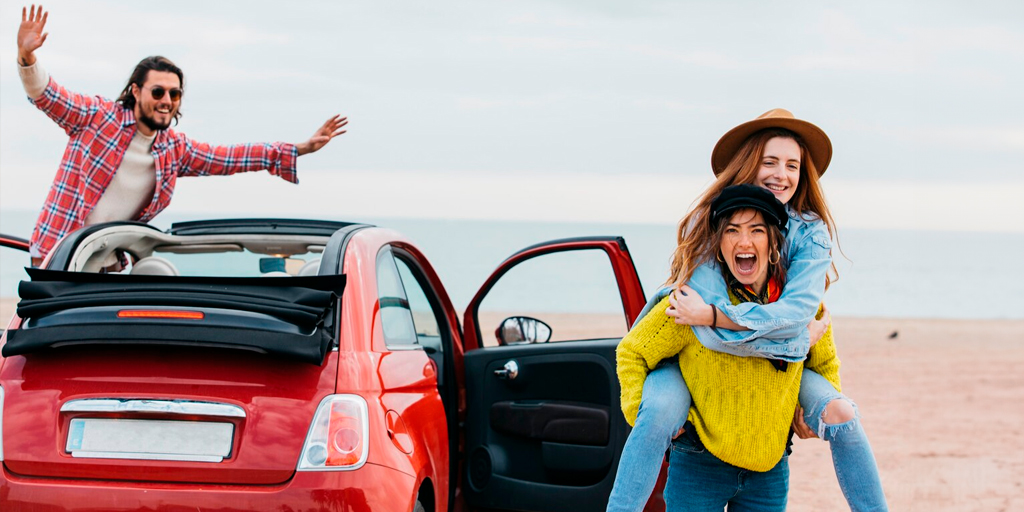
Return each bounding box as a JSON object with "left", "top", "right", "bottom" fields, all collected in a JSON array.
[{"left": 116, "top": 56, "right": 185, "bottom": 123}]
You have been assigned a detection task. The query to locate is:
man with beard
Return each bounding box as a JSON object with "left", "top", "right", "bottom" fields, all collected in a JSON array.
[{"left": 16, "top": 5, "right": 348, "bottom": 265}]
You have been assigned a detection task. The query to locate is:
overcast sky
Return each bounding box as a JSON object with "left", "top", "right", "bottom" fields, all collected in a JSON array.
[{"left": 1, "top": 0, "right": 1021, "bottom": 232}]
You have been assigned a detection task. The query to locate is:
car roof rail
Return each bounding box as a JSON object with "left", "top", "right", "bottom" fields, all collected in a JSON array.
[
  {"left": 168, "top": 218, "right": 359, "bottom": 237},
  {"left": 47, "top": 221, "right": 163, "bottom": 271},
  {"left": 318, "top": 223, "right": 374, "bottom": 276}
]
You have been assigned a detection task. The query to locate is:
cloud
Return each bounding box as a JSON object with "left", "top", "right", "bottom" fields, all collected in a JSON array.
[
  {"left": 781, "top": 9, "right": 1024, "bottom": 75},
  {"left": 629, "top": 98, "right": 724, "bottom": 113},
  {"left": 3, "top": 0, "right": 1021, "bottom": 237},
  {"left": 455, "top": 92, "right": 572, "bottom": 111},
  {"left": 186, "top": 26, "right": 290, "bottom": 48},
  {"left": 825, "top": 177, "right": 1024, "bottom": 233},
  {"left": 479, "top": 35, "right": 607, "bottom": 52},
  {"left": 179, "top": 58, "right": 322, "bottom": 85},
  {"left": 840, "top": 120, "right": 1024, "bottom": 153},
  {"left": 905, "top": 24, "right": 1024, "bottom": 58},
  {"left": 622, "top": 44, "right": 742, "bottom": 70},
  {"left": 508, "top": 13, "right": 588, "bottom": 28}
]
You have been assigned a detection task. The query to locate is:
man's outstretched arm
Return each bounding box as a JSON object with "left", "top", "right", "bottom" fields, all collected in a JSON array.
[
  {"left": 177, "top": 114, "right": 349, "bottom": 181},
  {"left": 295, "top": 114, "right": 348, "bottom": 155}
]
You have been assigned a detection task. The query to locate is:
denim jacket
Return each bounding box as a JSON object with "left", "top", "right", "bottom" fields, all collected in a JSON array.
[{"left": 635, "top": 207, "right": 832, "bottom": 362}]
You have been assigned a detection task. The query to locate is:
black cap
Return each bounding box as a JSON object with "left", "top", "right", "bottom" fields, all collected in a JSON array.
[{"left": 710, "top": 184, "right": 788, "bottom": 230}]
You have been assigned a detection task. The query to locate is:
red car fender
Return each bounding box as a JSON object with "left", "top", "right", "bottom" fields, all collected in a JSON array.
[{"left": 335, "top": 229, "right": 454, "bottom": 512}]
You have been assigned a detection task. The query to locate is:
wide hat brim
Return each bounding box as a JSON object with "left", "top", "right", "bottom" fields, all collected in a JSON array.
[
  {"left": 711, "top": 108, "right": 832, "bottom": 177},
  {"left": 711, "top": 184, "right": 788, "bottom": 231}
]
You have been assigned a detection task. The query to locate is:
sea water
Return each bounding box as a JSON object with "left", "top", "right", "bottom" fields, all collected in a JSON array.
[{"left": 1, "top": 209, "right": 1019, "bottom": 319}]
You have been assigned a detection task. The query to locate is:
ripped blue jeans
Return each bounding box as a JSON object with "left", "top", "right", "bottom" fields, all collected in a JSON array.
[
  {"left": 606, "top": 364, "right": 888, "bottom": 512},
  {"left": 798, "top": 368, "right": 888, "bottom": 511}
]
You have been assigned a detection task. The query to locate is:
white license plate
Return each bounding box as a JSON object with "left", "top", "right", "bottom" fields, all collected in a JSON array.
[{"left": 67, "top": 418, "right": 234, "bottom": 462}]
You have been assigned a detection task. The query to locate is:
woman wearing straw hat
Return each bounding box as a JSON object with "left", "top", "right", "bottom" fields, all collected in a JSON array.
[{"left": 606, "top": 109, "right": 887, "bottom": 511}]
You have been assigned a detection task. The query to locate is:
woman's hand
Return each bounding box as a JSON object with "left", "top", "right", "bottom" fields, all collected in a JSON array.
[
  {"left": 666, "top": 285, "right": 714, "bottom": 326},
  {"left": 674, "top": 425, "right": 686, "bottom": 439},
  {"left": 792, "top": 407, "right": 817, "bottom": 439},
  {"left": 807, "top": 304, "right": 832, "bottom": 347}
]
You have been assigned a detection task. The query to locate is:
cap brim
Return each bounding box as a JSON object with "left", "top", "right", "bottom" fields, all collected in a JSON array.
[
  {"left": 713, "top": 202, "right": 786, "bottom": 230},
  {"left": 711, "top": 117, "right": 832, "bottom": 177}
]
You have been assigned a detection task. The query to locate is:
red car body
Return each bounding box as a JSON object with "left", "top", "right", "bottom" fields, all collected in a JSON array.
[{"left": 0, "top": 221, "right": 664, "bottom": 512}]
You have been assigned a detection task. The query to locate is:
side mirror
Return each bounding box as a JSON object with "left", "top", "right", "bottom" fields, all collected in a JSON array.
[{"left": 495, "top": 316, "right": 552, "bottom": 345}]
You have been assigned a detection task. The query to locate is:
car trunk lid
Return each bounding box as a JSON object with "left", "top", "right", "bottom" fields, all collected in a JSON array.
[{"left": 1, "top": 343, "right": 338, "bottom": 484}]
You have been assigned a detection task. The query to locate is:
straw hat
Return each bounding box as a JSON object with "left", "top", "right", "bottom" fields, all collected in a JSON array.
[{"left": 711, "top": 108, "right": 832, "bottom": 176}]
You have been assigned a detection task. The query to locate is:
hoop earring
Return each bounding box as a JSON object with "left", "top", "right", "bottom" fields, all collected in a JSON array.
[
  {"left": 769, "top": 249, "right": 781, "bottom": 265},
  {"left": 716, "top": 252, "right": 724, "bottom": 263}
]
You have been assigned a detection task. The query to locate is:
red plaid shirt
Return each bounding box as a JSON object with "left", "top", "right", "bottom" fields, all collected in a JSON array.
[{"left": 28, "top": 77, "right": 298, "bottom": 259}]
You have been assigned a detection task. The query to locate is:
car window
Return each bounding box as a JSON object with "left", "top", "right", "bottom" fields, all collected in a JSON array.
[
  {"left": 395, "top": 257, "right": 443, "bottom": 350},
  {"left": 147, "top": 250, "right": 322, "bottom": 277},
  {"left": 476, "top": 249, "right": 627, "bottom": 347},
  {"left": 376, "top": 247, "right": 418, "bottom": 346}
]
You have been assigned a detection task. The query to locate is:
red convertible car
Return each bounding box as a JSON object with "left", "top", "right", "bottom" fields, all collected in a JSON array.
[{"left": 0, "top": 219, "right": 661, "bottom": 512}]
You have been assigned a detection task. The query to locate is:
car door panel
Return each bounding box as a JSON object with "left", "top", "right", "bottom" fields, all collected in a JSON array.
[
  {"left": 490, "top": 400, "right": 609, "bottom": 446},
  {"left": 464, "top": 340, "right": 628, "bottom": 509}
]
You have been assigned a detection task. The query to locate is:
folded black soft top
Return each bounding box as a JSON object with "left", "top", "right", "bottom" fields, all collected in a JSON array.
[{"left": 3, "top": 269, "right": 347, "bottom": 364}]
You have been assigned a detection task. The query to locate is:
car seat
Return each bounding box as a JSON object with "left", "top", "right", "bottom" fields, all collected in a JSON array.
[
  {"left": 130, "top": 256, "right": 179, "bottom": 276},
  {"left": 298, "top": 258, "right": 321, "bottom": 276}
]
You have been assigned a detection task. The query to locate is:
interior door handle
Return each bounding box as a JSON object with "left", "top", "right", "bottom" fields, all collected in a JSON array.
[{"left": 494, "top": 360, "right": 519, "bottom": 380}]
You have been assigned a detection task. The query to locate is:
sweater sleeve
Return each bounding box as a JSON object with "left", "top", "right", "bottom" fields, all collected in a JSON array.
[
  {"left": 803, "top": 304, "right": 842, "bottom": 393},
  {"left": 19, "top": 61, "right": 49, "bottom": 100},
  {"left": 617, "top": 296, "right": 692, "bottom": 426}
]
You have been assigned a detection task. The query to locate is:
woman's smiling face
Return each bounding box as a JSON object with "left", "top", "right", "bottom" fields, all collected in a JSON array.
[
  {"left": 720, "top": 208, "right": 771, "bottom": 294},
  {"left": 754, "top": 136, "right": 801, "bottom": 205}
]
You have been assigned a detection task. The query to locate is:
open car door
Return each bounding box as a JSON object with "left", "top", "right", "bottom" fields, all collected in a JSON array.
[
  {"left": 462, "top": 236, "right": 661, "bottom": 512},
  {"left": 0, "top": 235, "right": 29, "bottom": 253}
]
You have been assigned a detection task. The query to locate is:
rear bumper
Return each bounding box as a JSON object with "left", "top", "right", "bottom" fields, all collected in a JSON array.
[{"left": 0, "top": 461, "right": 417, "bottom": 511}]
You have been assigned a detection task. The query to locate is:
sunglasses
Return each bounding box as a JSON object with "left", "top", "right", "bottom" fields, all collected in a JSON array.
[{"left": 145, "top": 85, "right": 183, "bottom": 102}]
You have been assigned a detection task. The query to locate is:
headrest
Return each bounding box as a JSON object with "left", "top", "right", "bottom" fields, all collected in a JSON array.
[
  {"left": 130, "top": 256, "right": 179, "bottom": 276},
  {"left": 298, "top": 258, "right": 321, "bottom": 277}
]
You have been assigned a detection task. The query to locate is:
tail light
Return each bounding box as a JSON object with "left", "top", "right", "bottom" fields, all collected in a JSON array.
[
  {"left": 297, "top": 395, "right": 368, "bottom": 471},
  {"left": 117, "top": 310, "right": 204, "bottom": 320}
]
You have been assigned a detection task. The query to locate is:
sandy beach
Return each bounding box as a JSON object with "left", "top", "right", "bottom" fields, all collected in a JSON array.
[
  {"left": 3, "top": 298, "right": 1022, "bottom": 511},
  {"left": 785, "top": 316, "right": 1024, "bottom": 511},
  {"left": 482, "top": 310, "right": 1024, "bottom": 511}
]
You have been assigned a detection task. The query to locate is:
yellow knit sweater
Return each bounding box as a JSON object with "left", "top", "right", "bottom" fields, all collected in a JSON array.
[{"left": 617, "top": 295, "right": 841, "bottom": 472}]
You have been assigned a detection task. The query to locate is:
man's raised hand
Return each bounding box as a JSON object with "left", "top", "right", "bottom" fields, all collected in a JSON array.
[
  {"left": 18, "top": 5, "right": 48, "bottom": 66},
  {"left": 296, "top": 114, "right": 348, "bottom": 156}
]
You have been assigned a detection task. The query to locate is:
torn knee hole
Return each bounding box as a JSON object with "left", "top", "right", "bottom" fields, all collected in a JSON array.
[{"left": 821, "top": 399, "right": 856, "bottom": 424}]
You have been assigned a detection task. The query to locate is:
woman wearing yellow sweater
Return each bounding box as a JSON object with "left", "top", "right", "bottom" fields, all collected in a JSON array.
[
  {"left": 617, "top": 184, "right": 839, "bottom": 510},
  {"left": 607, "top": 110, "right": 886, "bottom": 512}
]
